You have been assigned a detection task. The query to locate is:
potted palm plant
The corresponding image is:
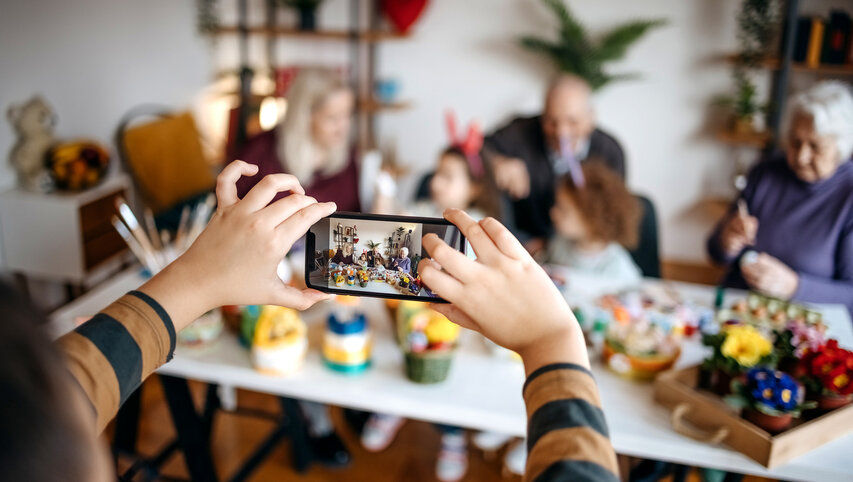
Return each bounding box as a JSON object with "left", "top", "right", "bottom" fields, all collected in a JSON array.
[{"left": 519, "top": 0, "right": 666, "bottom": 91}]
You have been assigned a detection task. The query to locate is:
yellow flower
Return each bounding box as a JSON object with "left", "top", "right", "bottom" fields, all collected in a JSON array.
[{"left": 721, "top": 325, "right": 772, "bottom": 367}]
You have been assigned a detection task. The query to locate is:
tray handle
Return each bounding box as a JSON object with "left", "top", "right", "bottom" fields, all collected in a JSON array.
[{"left": 671, "top": 403, "right": 730, "bottom": 445}]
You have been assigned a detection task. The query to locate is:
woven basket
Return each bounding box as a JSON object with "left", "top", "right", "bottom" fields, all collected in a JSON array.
[{"left": 404, "top": 349, "right": 454, "bottom": 384}]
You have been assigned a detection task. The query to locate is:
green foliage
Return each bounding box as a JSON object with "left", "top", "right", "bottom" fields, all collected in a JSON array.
[
  {"left": 716, "top": 69, "right": 766, "bottom": 120},
  {"left": 719, "top": 0, "right": 780, "bottom": 122},
  {"left": 519, "top": 0, "right": 667, "bottom": 91},
  {"left": 196, "top": 0, "right": 220, "bottom": 34},
  {"left": 737, "top": 0, "right": 780, "bottom": 65}
]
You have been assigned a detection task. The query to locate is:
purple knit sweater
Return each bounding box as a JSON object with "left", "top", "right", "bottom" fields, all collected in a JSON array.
[{"left": 708, "top": 156, "right": 853, "bottom": 315}]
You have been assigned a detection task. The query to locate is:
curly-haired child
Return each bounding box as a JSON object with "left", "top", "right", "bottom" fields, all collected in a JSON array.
[{"left": 545, "top": 161, "right": 642, "bottom": 281}]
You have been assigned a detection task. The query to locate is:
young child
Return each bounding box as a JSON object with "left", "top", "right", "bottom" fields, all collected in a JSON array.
[
  {"left": 545, "top": 161, "right": 642, "bottom": 282},
  {"left": 361, "top": 115, "right": 496, "bottom": 482}
]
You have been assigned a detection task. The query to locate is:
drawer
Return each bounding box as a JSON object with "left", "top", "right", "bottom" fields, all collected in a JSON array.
[
  {"left": 79, "top": 188, "right": 126, "bottom": 242},
  {"left": 83, "top": 228, "right": 126, "bottom": 270}
]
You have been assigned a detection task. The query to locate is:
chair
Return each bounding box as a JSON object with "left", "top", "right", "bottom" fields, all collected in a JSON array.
[
  {"left": 629, "top": 194, "right": 661, "bottom": 278},
  {"left": 115, "top": 106, "right": 216, "bottom": 229}
]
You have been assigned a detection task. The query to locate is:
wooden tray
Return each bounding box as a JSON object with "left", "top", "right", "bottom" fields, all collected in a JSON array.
[{"left": 654, "top": 365, "right": 853, "bottom": 468}]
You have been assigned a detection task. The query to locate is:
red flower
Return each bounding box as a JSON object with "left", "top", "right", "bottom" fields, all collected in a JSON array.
[{"left": 823, "top": 366, "right": 853, "bottom": 395}]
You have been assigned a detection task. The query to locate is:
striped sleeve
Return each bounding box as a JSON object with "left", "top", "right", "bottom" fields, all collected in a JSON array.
[
  {"left": 57, "top": 291, "right": 176, "bottom": 433},
  {"left": 522, "top": 363, "right": 619, "bottom": 482}
]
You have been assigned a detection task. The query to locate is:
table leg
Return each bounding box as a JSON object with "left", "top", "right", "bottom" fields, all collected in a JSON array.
[
  {"left": 113, "top": 387, "right": 141, "bottom": 457},
  {"left": 278, "top": 397, "right": 312, "bottom": 473},
  {"left": 159, "top": 375, "right": 219, "bottom": 482}
]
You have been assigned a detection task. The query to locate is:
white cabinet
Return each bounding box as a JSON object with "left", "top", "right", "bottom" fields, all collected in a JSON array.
[{"left": 0, "top": 175, "right": 131, "bottom": 282}]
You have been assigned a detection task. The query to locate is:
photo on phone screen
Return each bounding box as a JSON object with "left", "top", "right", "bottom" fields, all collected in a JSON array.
[{"left": 305, "top": 212, "right": 465, "bottom": 302}]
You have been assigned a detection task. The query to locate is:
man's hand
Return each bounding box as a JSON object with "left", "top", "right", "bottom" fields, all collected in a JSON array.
[
  {"left": 493, "top": 156, "right": 530, "bottom": 200},
  {"left": 742, "top": 252, "right": 799, "bottom": 299},
  {"left": 419, "top": 209, "right": 588, "bottom": 375},
  {"left": 140, "top": 160, "right": 336, "bottom": 330}
]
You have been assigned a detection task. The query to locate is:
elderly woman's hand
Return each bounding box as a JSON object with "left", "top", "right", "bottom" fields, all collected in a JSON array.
[
  {"left": 720, "top": 210, "right": 758, "bottom": 258},
  {"left": 741, "top": 252, "right": 799, "bottom": 299}
]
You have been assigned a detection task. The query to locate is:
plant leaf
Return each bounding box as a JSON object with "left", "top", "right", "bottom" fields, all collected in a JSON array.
[{"left": 596, "top": 19, "right": 667, "bottom": 62}]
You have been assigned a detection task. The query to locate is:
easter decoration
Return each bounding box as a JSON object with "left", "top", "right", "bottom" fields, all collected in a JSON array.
[
  {"left": 575, "top": 288, "right": 711, "bottom": 380},
  {"left": 323, "top": 296, "right": 371, "bottom": 375},
  {"left": 397, "top": 301, "right": 460, "bottom": 383},
  {"left": 251, "top": 305, "right": 308, "bottom": 376},
  {"left": 177, "top": 309, "right": 224, "bottom": 348}
]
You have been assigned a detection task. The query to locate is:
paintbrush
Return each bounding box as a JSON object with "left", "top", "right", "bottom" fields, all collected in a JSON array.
[
  {"left": 115, "top": 197, "right": 157, "bottom": 262},
  {"left": 112, "top": 216, "right": 156, "bottom": 272},
  {"left": 144, "top": 208, "right": 162, "bottom": 250}
]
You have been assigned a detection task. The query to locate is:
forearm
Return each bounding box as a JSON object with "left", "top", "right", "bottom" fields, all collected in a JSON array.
[
  {"left": 793, "top": 272, "right": 853, "bottom": 313},
  {"left": 58, "top": 291, "right": 177, "bottom": 432},
  {"left": 518, "top": 321, "right": 589, "bottom": 377},
  {"left": 137, "top": 256, "right": 219, "bottom": 334},
  {"left": 522, "top": 354, "right": 618, "bottom": 481}
]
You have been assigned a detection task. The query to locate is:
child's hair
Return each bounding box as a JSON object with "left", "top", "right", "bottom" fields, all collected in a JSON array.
[
  {"left": 559, "top": 161, "right": 641, "bottom": 248},
  {"left": 0, "top": 281, "right": 94, "bottom": 480},
  {"left": 439, "top": 145, "right": 500, "bottom": 217}
]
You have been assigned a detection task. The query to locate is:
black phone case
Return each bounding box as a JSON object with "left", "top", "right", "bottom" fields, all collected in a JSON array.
[{"left": 304, "top": 211, "right": 464, "bottom": 303}]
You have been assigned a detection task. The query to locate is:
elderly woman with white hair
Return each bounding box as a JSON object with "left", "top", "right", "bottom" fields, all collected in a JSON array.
[
  {"left": 236, "top": 68, "right": 360, "bottom": 211},
  {"left": 708, "top": 81, "right": 853, "bottom": 314},
  {"left": 391, "top": 247, "right": 412, "bottom": 274}
]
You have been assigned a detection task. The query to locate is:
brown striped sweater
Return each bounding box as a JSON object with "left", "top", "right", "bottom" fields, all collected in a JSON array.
[{"left": 58, "top": 292, "right": 618, "bottom": 480}]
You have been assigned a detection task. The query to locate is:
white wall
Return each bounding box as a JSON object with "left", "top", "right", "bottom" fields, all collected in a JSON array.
[
  {"left": 3, "top": 0, "right": 848, "bottom": 279},
  {"left": 0, "top": 0, "right": 211, "bottom": 192}
]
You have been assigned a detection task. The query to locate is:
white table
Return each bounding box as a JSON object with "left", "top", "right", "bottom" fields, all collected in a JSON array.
[{"left": 51, "top": 268, "right": 853, "bottom": 481}]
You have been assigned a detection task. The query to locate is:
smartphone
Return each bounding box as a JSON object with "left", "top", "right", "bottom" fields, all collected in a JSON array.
[{"left": 305, "top": 212, "right": 466, "bottom": 302}]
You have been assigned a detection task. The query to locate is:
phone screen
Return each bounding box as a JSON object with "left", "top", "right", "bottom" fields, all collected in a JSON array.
[{"left": 305, "top": 212, "right": 465, "bottom": 302}]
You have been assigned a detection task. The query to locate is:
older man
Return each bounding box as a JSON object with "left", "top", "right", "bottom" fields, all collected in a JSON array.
[{"left": 484, "top": 74, "right": 626, "bottom": 243}]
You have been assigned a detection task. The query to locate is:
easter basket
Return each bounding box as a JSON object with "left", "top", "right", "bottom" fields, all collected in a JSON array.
[
  {"left": 396, "top": 302, "right": 459, "bottom": 384},
  {"left": 404, "top": 350, "right": 455, "bottom": 384}
]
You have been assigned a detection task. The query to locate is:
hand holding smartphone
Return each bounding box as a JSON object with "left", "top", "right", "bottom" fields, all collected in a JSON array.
[{"left": 305, "top": 212, "right": 466, "bottom": 302}]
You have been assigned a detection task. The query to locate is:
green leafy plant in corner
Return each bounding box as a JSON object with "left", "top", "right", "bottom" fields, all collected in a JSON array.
[
  {"left": 519, "top": 0, "right": 667, "bottom": 91},
  {"left": 717, "top": 0, "right": 780, "bottom": 129}
]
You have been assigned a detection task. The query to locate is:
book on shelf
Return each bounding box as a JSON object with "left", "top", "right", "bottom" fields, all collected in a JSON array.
[
  {"left": 821, "top": 10, "right": 852, "bottom": 65},
  {"left": 806, "top": 17, "right": 825, "bottom": 67}
]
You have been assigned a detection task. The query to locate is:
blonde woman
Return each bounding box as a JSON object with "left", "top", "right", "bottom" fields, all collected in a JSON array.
[{"left": 236, "top": 68, "right": 360, "bottom": 211}]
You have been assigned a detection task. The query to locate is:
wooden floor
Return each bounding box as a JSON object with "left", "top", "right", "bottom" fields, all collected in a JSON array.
[{"left": 114, "top": 379, "right": 773, "bottom": 482}]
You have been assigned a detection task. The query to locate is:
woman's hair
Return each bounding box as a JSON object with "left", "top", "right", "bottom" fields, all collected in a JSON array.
[
  {"left": 278, "top": 68, "right": 352, "bottom": 184},
  {"left": 344, "top": 243, "right": 353, "bottom": 255},
  {"left": 0, "top": 281, "right": 94, "bottom": 480},
  {"left": 439, "top": 146, "right": 500, "bottom": 217},
  {"left": 783, "top": 80, "right": 853, "bottom": 161},
  {"left": 559, "top": 162, "right": 641, "bottom": 248},
  {"left": 400, "top": 247, "right": 409, "bottom": 257}
]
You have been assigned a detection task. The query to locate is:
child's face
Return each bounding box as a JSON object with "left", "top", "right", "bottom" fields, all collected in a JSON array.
[
  {"left": 430, "top": 154, "right": 476, "bottom": 211},
  {"left": 550, "top": 187, "right": 589, "bottom": 242}
]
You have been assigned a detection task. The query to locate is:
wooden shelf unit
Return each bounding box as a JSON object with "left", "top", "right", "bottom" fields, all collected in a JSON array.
[
  {"left": 212, "top": 25, "right": 410, "bottom": 42},
  {"left": 716, "top": 129, "right": 772, "bottom": 148},
  {"left": 724, "top": 54, "right": 853, "bottom": 76}
]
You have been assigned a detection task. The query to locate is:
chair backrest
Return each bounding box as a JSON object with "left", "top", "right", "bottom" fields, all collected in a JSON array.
[
  {"left": 115, "top": 107, "right": 215, "bottom": 215},
  {"left": 629, "top": 194, "right": 661, "bottom": 278}
]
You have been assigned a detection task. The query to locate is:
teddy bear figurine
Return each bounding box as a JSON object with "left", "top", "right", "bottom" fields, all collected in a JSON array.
[{"left": 7, "top": 95, "right": 56, "bottom": 192}]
